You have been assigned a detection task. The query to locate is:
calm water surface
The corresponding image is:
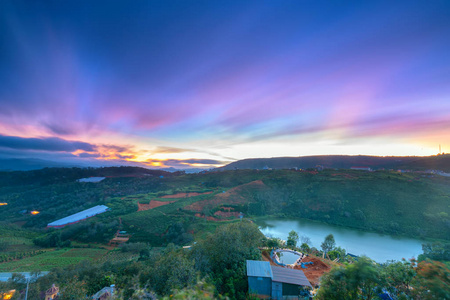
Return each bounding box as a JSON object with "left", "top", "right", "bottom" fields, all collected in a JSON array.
[
  {"left": 277, "top": 251, "right": 301, "bottom": 264},
  {"left": 257, "top": 219, "right": 425, "bottom": 263}
]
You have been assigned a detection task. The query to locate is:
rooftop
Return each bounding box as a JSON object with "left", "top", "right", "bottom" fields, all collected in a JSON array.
[
  {"left": 47, "top": 205, "right": 109, "bottom": 227},
  {"left": 246, "top": 260, "right": 273, "bottom": 278},
  {"left": 271, "top": 265, "right": 312, "bottom": 288}
]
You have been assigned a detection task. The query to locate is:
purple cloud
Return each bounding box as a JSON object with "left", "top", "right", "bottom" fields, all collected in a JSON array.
[{"left": 0, "top": 134, "right": 95, "bottom": 152}]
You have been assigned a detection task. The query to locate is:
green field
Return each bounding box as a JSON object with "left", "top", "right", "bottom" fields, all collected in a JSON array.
[{"left": 0, "top": 248, "right": 107, "bottom": 272}]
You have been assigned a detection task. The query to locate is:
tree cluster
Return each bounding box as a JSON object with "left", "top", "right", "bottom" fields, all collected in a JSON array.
[{"left": 316, "top": 258, "right": 450, "bottom": 300}]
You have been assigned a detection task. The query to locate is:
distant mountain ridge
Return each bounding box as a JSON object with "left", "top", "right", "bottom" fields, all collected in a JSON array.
[
  {"left": 217, "top": 154, "right": 450, "bottom": 172},
  {"left": 0, "top": 158, "right": 80, "bottom": 171}
]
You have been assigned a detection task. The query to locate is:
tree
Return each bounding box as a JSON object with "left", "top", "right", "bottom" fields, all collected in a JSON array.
[
  {"left": 327, "top": 246, "right": 346, "bottom": 261},
  {"left": 315, "top": 257, "right": 382, "bottom": 300},
  {"left": 412, "top": 260, "right": 450, "bottom": 299},
  {"left": 419, "top": 242, "right": 450, "bottom": 261},
  {"left": 149, "top": 247, "right": 197, "bottom": 295},
  {"left": 166, "top": 222, "right": 193, "bottom": 245},
  {"left": 287, "top": 230, "right": 299, "bottom": 248},
  {"left": 265, "top": 237, "right": 282, "bottom": 249},
  {"left": 320, "top": 234, "right": 335, "bottom": 256},
  {"left": 300, "top": 243, "right": 310, "bottom": 253},
  {"left": 382, "top": 259, "right": 416, "bottom": 299},
  {"left": 191, "top": 221, "right": 263, "bottom": 299},
  {"left": 300, "top": 235, "right": 311, "bottom": 246},
  {"left": 59, "top": 276, "right": 88, "bottom": 300}
]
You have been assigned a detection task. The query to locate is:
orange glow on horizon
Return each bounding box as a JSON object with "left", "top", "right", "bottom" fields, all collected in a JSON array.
[
  {"left": 0, "top": 203, "right": 7, "bottom": 206},
  {"left": 30, "top": 211, "right": 40, "bottom": 215}
]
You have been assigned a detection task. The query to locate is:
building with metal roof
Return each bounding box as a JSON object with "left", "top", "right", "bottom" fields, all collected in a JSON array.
[
  {"left": 47, "top": 205, "right": 110, "bottom": 228},
  {"left": 247, "top": 260, "right": 273, "bottom": 297},
  {"left": 271, "top": 265, "right": 312, "bottom": 299},
  {"left": 247, "top": 260, "right": 273, "bottom": 278},
  {"left": 272, "top": 266, "right": 311, "bottom": 287},
  {"left": 246, "top": 260, "right": 312, "bottom": 299}
]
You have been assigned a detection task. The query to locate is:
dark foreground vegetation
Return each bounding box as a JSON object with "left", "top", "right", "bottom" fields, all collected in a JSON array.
[{"left": 1, "top": 222, "right": 449, "bottom": 299}]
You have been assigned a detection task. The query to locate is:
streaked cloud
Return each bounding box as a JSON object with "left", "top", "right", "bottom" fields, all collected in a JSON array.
[
  {"left": 0, "top": 134, "right": 95, "bottom": 152},
  {"left": 0, "top": 0, "right": 449, "bottom": 167}
]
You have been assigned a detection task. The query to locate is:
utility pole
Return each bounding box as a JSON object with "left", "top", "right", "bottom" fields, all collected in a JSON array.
[{"left": 25, "top": 277, "right": 29, "bottom": 300}]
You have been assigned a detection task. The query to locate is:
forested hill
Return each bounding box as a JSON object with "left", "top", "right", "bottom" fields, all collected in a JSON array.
[
  {"left": 1, "top": 167, "right": 449, "bottom": 241},
  {"left": 0, "top": 166, "right": 176, "bottom": 186},
  {"left": 217, "top": 154, "right": 450, "bottom": 172}
]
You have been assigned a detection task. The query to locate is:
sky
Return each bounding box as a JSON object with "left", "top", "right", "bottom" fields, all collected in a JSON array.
[{"left": 0, "top": 0, "right": 450, "bottom": 169}]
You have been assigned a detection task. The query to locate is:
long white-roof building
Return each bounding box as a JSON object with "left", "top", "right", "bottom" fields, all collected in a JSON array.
[{"left": 47, "top": 205, "right": 110, "bottom": 228}]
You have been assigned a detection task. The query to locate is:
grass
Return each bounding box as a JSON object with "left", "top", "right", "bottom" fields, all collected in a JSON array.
[
  {"left": 0, "top": 248, "right": 107, "bottom": 272},
  {"left": 96, "top": 249, "right": 139, "bottom": 263}
]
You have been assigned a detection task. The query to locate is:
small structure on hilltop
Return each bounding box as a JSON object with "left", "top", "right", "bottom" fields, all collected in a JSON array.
[
  {"left": 47, "top": 205, "right": 110, "bottom": 228},
  {"left": 247, "top": 260, "right": 312, "bottom": 299},
  {"left": 77, "top": 177, "right": 106, "bottom": 183},
  {"left": 350, "top": 166, "right": 372, "bottom": 171},
  {"left": 45, "top": 284, "right": 59, "bottom": 300}
]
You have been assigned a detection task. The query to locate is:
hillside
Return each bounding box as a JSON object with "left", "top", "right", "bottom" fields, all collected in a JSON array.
[
  {"left": 0, "top": 167, "right": 449, "bottom": 243},
  {"left": 0, "top": 166, "right": 449, "bottom": 299},
  {"left": 217, "top": 154, "right": 450, "bottom": 172}
]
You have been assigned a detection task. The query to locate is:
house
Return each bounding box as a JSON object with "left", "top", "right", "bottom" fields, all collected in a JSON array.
[
  {"left": 45, "top": 284, "right": 59, "bottom": 300},
  {"left": 92, "top": 285, "right": 114, "bottom": 300},
  {"left": 247, "top": 260, "right": 312, "bottom": 299},
  {"left": 247, "top": 260, "right": 273, "bottom": 297},
  {"left": 271, "top": 266, "right": 312, "bottom": 299}
]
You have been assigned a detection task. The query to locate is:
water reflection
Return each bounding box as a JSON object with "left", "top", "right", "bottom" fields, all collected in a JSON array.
[{"left": 257, "top": 218, "right": 425, "bottom": 262}]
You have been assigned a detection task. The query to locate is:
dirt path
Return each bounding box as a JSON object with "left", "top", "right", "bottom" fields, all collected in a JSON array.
[
  {"left": 137, "top": 200, "right": 175, "bottom": 211},
  {"left": 184, "top": 180, "right": 267, "bottom": 212},
  {"left": 160, "top": 191, "right": 213, "bottom": 198}
]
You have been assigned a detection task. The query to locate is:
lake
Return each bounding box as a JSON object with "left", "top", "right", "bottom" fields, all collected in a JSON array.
[{"left": 257, "top": 218, "right": 425, "bottom": 262}]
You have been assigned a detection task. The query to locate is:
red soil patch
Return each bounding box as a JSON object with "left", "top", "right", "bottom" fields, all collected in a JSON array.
[
  {"left": 160, "top": 191, "right": 213, "bottom": 198},
  {"left": 220, "top": 207, "right": 234, "bottom": 212},
  {"left": 303, "top": 170, "right": 318, "bottom": 175},
  {"left": 194, "top": 213, "right": 221, "bottom": 221},
  {"left": 214, "top": 211, "right": 240, "bottom": 218},
  {"left": 184, "top": 180, "right": 267, "bottom": 212},
  {"left": 138, "top": 200, "right": 175, "bottom": 211},
  {"left": 293, "top": 256, "right": 330, "bottom": 286}
]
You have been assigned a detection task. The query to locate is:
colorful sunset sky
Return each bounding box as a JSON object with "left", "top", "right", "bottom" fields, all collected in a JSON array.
[{"left": 1, "top": 1, "right": 449, "bottom": 169}]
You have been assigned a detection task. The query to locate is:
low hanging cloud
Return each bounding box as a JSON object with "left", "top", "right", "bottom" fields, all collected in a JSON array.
[
  {"left": 166, "top": 158, "right": 224, "bottom": 165},
  {"left": 0, "top": 134, "right": 95, "bottom": 152},
  {"left": 150, "top": 146, "right": 194, "bottom": 154},
  {"left": 145, "top": 158, "right": 226, "bottom": 168}
]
